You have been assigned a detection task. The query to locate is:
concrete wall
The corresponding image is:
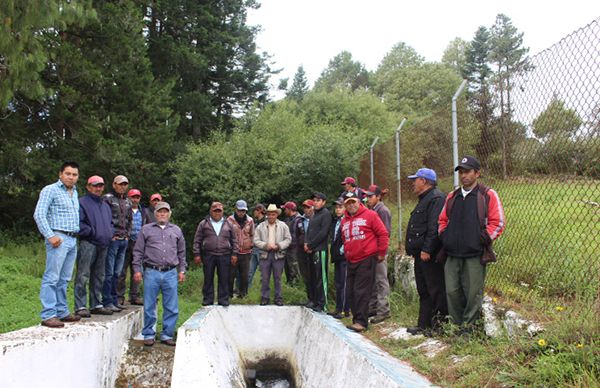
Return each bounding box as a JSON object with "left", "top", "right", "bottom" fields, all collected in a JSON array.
[
  {"left": 172, "top": 306, "right": 433, "bottom": 387},
  {"left": 0, "top": 308, "right": 143, "bottom": 388}
]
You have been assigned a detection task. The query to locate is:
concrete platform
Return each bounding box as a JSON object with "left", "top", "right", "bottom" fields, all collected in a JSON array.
[
  {"left": 0, "top": 306, "right": 143, "bottom": 388},
  {"left": 172, "top": 305, "right": 434, "bottom": 387}
]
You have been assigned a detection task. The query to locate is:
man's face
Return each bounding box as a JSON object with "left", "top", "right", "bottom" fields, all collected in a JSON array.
[
  {"left": 367, "top": 194, "right": 379, "bottom": 208},
  {"left": 344, "top": 183, "right": 353, "bottom": 192},
  {"left": 59, "top": 166, "right": 79, "bottom": 189},
  {"left": 335, "top": 204, "right": 344, "bottom": 217},
  {"left": 459, "top": 168, "right": 480, "bottom": 189},
  {"left": 113, "top": 181, "right": 128, "bottom": 194},
  {"left": 313, "top": 198, "right": 326, "bottom": 210},
  {"left": 253, "top": 209, "right": 264, "bottom": 219},
  {"left": 87, "top": 183, "right": 104, "bottom": 196},
  {"left": 303, "top": 206, "right": 314, "bottom": 218},
  {"left": 211, "top": 207, "right": 224, "bottom": 221},
  {"left": 284, "top": 208, "right": 293, "bottom": 217},
  {"left": 150, "top": 198, "right": 160, "bottom": 208},
  {"left": 344, "top": 200, "right": 360, "bottom": 215},
  {"left": 266, "top": 211, "right": 278, "bottom": 224},
  {"left": 235, "top": 208, "right": 247, "bottom": 218},
  {"left": 155, "top": 208, "right": 170, "bottom": 224},
  {"left": 130, "top": 195, "right": 141, "bottom": 207},
  {"left": 412, "top": 177, "right": 427, "bottom": 195}
]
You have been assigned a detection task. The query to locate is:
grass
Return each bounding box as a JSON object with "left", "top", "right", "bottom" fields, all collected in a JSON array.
[{"left": 1, "top": 177, "right": 599, "bottom": 385}]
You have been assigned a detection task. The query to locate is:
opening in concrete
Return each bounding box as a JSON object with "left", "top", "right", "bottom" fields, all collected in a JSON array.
[{"left": 172, "top": 305, "right": 433, "bottom": 387}]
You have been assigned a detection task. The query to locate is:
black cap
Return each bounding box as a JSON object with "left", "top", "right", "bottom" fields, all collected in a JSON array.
[
  {"left": 312, "top": 192, "right": 327, "bottom": 201},
  {"left": 455, "top": 155, "right": 481, "bottom": 171},
  {"left": 342, "top": 191, "right": 359, "bottom": 203},
  {"left": 334, "top": 197, "right": 344, "bottom": 205}
]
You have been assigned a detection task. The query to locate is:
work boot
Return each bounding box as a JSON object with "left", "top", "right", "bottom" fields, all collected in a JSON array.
[
  {"left": 370, "top": 313, "right": 391, "bottom": 324},
  {"left": 130, "top": 297, "right": 144, "bottom": 306},
  {"left": 41, "top": 317, "right": 65, "bottom": 328},
  {"left": 59, "top": 313, "right": 81, "bottom": 322},
  {"left": 347, "top": 323, "right": 367, "bottom": 332},
  {"left": 407, "top": 327, "right": 424, "bottom": 335},
  {"left": 76, "top": 309, "right": 91, "bottom": 318},
  {"left": 91, "top": 307, "right": 114, "bottom": 315}
]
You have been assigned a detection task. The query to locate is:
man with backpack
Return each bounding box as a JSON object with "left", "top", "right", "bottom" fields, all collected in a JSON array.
[{"left": 438, "top": 156, "right": 505, "bottom": 332}]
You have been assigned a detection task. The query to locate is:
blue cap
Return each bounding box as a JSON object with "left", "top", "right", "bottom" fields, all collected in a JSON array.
[
  {"left": 407, "top": 168, "right": 437, "bottom": 182},
  {"left": 235, "top": 199, "right": 248, "bottom": 210}
]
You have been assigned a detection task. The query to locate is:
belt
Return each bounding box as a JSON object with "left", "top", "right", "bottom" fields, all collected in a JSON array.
[
  {"left": 144, "top": 264, "right": 177, "bottom": 272},
  {"left": 53, "top": 230, "right": 78, "bottom": 238}
]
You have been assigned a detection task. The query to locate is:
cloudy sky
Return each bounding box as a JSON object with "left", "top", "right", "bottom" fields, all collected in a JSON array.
[{"left": 247, "top": 1, "right": 600, "bottom": 92}]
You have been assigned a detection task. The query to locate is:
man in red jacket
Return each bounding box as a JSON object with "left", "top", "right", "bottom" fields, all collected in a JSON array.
[{"left": 341, "top": 192, "right": 389, "bottom": 332}]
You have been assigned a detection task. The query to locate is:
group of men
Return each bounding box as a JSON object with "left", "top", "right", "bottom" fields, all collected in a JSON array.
[{"left": 33, "top": 154, "right": 504, "bottom": 345}]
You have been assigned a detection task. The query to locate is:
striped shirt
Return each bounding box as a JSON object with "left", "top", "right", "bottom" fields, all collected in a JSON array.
[{"left": 34, "top": 180, "right": 80, "bottom": 239}]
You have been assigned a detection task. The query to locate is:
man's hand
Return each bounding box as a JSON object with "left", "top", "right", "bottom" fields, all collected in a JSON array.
[
  {"left": 194, "top": 256, "right": 202, "bottom": 265},
  {"left": 48, "top": 236, "right": 62, "bottom": 248},
  {"left": 304, "top": 243, "right": 312, "bottom": 253},
  {"left": 377, "top": 255, "right": 385, "bottom": 262},
  {"left": 267, "top": 243, "right": 279, "bottom": 251},
  {"left": 231, "top": 255, "right": 238, "bottom": 266},
  {"left": 178, "top": 272, "right": 185, "bottom": 283},
  {"left": 420, "top": 251, "right": 431, "bottom": 262},
  {"left": 133, "top": 272, "right": 143, "bottom": 283}
]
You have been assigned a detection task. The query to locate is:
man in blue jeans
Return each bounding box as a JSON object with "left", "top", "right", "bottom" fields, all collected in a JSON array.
[
  {"left": 133, "top": 202, "right": 186, "bottom": 346},
  {"left": 34, "top": 161, "right": 82, "bottom": 328},
  {"left": 102, "top": 175, "right": 133, "bottom": 312}
]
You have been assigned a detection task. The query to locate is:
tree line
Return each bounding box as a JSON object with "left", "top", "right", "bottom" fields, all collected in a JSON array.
[{"left": 1, "top": 3, "right": 596, "bottom": 237}]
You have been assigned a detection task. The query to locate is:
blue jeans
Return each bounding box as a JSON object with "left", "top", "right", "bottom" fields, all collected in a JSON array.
[
  {"left": 74, "top": 240, "right": 107, "bottom": 310},
  {"left": 40, "top": 233, "right": 78, "bottom": 320},
  {"left": 248, "top": 249, "right": 260, "bottom": 286},
  {"left": 102, "top": 239, "right": 128, "bottom": 307},
  {"left": 142, "top": 268, "right": 179, "bottom": 341}
]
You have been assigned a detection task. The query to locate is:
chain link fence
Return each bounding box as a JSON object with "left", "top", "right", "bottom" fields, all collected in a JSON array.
[{"left": 369, "top": 17, "right": 600, "bottom": 320}]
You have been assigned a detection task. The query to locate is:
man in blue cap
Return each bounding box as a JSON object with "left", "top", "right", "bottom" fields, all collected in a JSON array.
[{"left": 406, "top": 168, "right": 447, "bottom": 336}]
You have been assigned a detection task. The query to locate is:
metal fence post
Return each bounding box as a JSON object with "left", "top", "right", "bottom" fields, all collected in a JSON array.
[
  {"left": 452, "top": 79, "right": 467, "bottom": 188},
  {"left": 369, "top": 137, "right": 379, "bottom": 185},
  {"left": 395, "top": 118, "right": 407, "bottom": 250}
]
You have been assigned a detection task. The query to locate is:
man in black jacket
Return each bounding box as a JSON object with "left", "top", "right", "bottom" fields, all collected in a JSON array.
[
  {"left": 304, "top": 192, "right": 332, "bottom": 312},
  {"left": 405, "top": 168, "right": 447, "bottom": 336},
  {"left": 328, "top": 198, "right": 350, "bottom": 319}
]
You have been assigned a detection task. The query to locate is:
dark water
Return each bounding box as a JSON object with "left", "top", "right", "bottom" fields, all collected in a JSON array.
[{"left": 245, "top": 357, "right": 296, "bottom": 388}]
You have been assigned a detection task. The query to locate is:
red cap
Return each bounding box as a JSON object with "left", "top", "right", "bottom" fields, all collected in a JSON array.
[
  {"left": 341, "top": 177, "right": 356, "bottom": 185},
  {"left": 128, "top": 189, "right": 141, "bottom": 197},
  {"left": 150, "top": 193, "right": 162, "bottom": 201},
  {"left": 365, "top": 184, "right": 381, "bottom": 196},
  {"left": 281, "top": 201, "right": 297, "bottom": 211},
  {"left": 87, "top": 175, "right": 104, "bottom": 185},
  {"left": 302, "top": 199, "right": 315, "bottom": 207}
]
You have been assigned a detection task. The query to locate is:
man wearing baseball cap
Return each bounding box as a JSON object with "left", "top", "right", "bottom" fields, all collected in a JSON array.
[
  {"left": 281, "top": 201, "right": 301, "bottom": 285},
  {"left": 102, "top": 175, "right": 133, "bottom": 312},
  {"left": 438, "top": 156, "right": 505, "bottom": 334},
  {"left": 405, "top": 168, "right": 447, "bottom": 336},
  {"left": 340, "top": 176, "right": 366, "bottom": 201},
  {"left": 74, "top": 175, "right": 114, "bottom": 318},
  {"left": 248, "top": 203, "right": 267, "bottom": 286},
  {"left": 117, "top": 189, "right": 148, "bottom": 306},
  {"left": 145, "top": 193, "right": 162, "bottom": 224},
  {"left": 296, "top": 199, "right": 314, "bottom": 303},
  {"left": 227, "top": 200, "right": 255, "bottom": 298},
  {"left": 133, "top": 201, "right": 186, "bottom": 346},
  {"left": 193, "top": 202, "right": 239, "bottom": 306}
]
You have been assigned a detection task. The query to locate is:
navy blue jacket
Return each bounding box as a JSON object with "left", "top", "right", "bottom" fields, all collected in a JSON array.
[{"left": 79, "top": 193, "right": 113, "bottom": 247}]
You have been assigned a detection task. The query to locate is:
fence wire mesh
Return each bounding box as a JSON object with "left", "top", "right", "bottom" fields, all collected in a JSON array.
[{"left": 368, "top": 17, "right": 600, "bottom": 321}]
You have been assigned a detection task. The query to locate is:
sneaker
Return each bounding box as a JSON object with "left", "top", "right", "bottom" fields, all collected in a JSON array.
[
  {"left": 328, "top": 311, "right": 343, "bottom": 319},
  {"left": 76, "top": 309, "right": 91, "bottom": 318},
  {"left": 311, "top": 305, "right": 324, "bottom": 313},
  {"left": 370, "top": 313, "right": 391, "bottom": 324},
  {"left": 116, "top": 304, "right": 127, "bottom": 310},
  {"left": 59, "top": 313, "right": 81, "bottom": 322},
  {"left": 41, "top": 317, "right": 65, "bottom": 328},
  {"left": 347, "top": 322, "right": 367, "bottom": 332},
  {"left": 106, "top": 304, "right": 122, "bottom": 312},
  {"left": 406, "top": 327, "right": 424, "bottom": 335},
  {"left": 260, "top": 298, "right": 269, "bottom": 306},
  {"left": 90, "top": 307, "right": 114, "bottom": 315}
]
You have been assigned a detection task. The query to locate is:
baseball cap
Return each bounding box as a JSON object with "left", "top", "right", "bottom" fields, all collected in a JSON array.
[
  {"left": 365, "top": 184, "right": 382, "bottom": 196},
  {"left": 235, "top": 199, "right": 248, "bottom": 210},
  {"left": 154, "top": 201, "right": 171, "bottom": 212},
  {"left": 341, "top": 177, "right": 356, "bottom": 185},
  {"left": 302, "top": 199, "right": 315, "bottom": 207},
  {"left": 408, "top": 168, "right": 437, "bottom": 182},
  {"left": 87, "top": 175, "right": 104, "bottom": 185},
  {"left": 150, "top": 193, "right": 162, "bottom": 202},
  {"left": 334, "top": 197, "right": 345, "bottom": 205},
  {"left": 281, "top": 201, "right": 297, "bottom": 211},
  {"left": 455, "top": 156, "right": 481, "bottom": 171},
  {"left": 312, "top": 192, "right": 327, "bottom": 201},
  {"left": 211, "top": 202, "right": 224, "bottom": 211},
  {"left": 128, "top": 189, "right": 141, "bottom": 197},
  {"left": 113, "top": 175, "right": 129, "bottom": 184},
  {"left": 343, "top": 191, "right": 359, "bottom": 203}
]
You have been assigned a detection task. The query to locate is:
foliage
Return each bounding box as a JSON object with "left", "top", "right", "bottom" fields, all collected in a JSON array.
[
  {"left": 286, "top": 65, "right": 309, "bottom": 101},
  {"left": 313, "top": 51, "right": 370, "bottom": 92},
  {"left": 532, "top": 96, "right": 583, "bottom": 139},
  {"left": 441, "top": 37, "right": 469, "bottom": 74},
  {"left": 372, "top": 41, "right": 425, "bottom": 96}
]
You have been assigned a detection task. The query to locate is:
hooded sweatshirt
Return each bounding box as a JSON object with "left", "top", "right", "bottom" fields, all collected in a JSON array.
[{"left": 341, "top": 203, "right": 389, "bottom": 263}]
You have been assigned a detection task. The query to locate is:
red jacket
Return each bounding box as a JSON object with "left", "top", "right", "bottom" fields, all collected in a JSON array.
[{"left": 341, "top": 204, "right": 389, "bottom": 263}]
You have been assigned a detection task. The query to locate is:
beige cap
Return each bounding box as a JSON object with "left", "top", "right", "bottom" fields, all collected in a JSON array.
[{"left": 113, "top": 175, "right": 129, "bottom": 184}]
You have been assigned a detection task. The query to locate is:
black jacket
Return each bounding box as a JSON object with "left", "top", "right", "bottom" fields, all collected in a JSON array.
[
  {"left": 440, "top": 189, "right": 485, "bottom": 258},
  {"left": 103, "top": 192, "right": 133, "bottom": 238},
  {"left": 329, "top": 216, "right": 345, "bottom": 263},
  {"left": 406, "top": 187, "right": 445, "bottom": 257},
  {"left": 306, "top": 207, "right": 331, "bottom": 252}
]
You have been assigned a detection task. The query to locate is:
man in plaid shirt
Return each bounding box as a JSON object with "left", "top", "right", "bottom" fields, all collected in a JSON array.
[{"left": 33, "top": 161, "right": 82, "bottom": 328}]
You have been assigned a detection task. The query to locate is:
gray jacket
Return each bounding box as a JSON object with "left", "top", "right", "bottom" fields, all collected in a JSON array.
[
  {"left": 253, "top": 220, "right": 292, "bottom": 260},
  {"left": 193, "top": 216, "right": 239, "bottom": 257}
]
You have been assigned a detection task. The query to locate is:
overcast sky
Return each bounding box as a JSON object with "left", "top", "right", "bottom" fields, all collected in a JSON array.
[{"left": 247, "top": 1, "right": 600, "bottom": 93}]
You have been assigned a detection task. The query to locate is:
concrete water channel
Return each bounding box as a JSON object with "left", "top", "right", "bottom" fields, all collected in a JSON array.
[{"left": 1, "top": 305, "right": 434, "bottom": 387}]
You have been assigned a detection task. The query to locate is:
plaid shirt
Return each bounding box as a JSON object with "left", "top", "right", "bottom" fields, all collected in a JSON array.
[
  {"left": 34, "top": 180, "right": 80, "bottom": 239},
  {"left": 130, "top": 208, "right": 143, "bottom": 241}
]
